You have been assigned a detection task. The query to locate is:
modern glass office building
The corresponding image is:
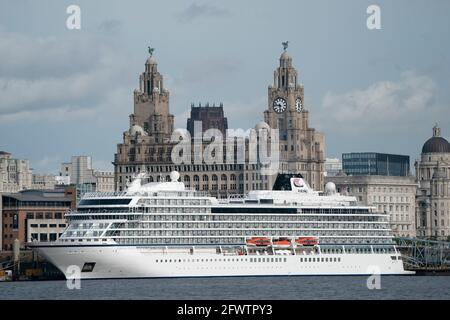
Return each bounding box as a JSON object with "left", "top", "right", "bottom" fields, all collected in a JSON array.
[{"left": 342, "top": 153, "right": 410, "bottom": 176}]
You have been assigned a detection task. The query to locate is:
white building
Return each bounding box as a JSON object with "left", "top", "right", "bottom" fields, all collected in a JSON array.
[
  {"left": 94, "top": 171, "right": 115, "bottom": 192},
  {"left": 324, "top": 158, "right": 342, "bottom": 177},
  {"left": 325, "top": 174, "right": 417, "bottom": 238},
  {"left": 59, "top": 156, "right": 96, "bottom": 185},
  {"left": 31, "top": 174, "right": 56, "bottom": 190},
  {"left": 0, "top": 151, "right": 32, "bottom": 193}
]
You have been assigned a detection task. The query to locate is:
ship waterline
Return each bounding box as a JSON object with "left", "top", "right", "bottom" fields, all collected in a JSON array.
[
  {"left": 36, "top": 245, "right": 407, "bottom": 279},
  {"left": 29, "top": 172, "right": 413, "bottom": 278}
]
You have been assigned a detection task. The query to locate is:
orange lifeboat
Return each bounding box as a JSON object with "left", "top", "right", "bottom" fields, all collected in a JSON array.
[
  {"left": 295, "top": 237, "right": 318, "bottom": 246},
  {"left": 246, "top": 237, "right": 271, "bottom": 246},
  {"left": 272, "top": 239, "right": 291, "bottom": 248}
]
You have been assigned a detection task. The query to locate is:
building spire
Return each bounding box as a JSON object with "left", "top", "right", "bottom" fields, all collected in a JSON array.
[
  {"left": 433, "top": 123, "right": 441, "bottom": 137},
  {"left": 282, "top": 41, "right": 289, "bottom": 51}
]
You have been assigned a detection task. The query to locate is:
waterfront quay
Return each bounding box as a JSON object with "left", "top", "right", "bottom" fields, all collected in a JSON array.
[{"left": 0, "top": 250, "right": 63, "bottom": 281}]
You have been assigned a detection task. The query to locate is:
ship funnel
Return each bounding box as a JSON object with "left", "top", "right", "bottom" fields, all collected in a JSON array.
[{"left": 290, "top": 177, "right": 311, "bottom": 193}]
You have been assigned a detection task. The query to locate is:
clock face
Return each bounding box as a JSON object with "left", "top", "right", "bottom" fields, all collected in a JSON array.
[
  {"left": 273, "top": 98, "right": 287, "bottom": 113},
  {"left": 295, "top": 98, "right": 303, "bottom": 112}
]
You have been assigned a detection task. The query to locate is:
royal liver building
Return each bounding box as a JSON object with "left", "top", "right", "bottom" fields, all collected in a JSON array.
[
  {"left": 264, "top": 45, "right": 325, "bottom": 190},
  {"left": 113, "top": 45, "right": 325, "bottom": 195}
]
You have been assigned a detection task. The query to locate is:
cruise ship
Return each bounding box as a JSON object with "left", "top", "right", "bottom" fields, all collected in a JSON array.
[{"left": 29, "top": 172, "right": 412, "bottom": 279}]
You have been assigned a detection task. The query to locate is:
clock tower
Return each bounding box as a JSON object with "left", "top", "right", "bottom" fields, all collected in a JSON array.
[{"left": 264, "top": 43, "right": 325, "bottom": 190}]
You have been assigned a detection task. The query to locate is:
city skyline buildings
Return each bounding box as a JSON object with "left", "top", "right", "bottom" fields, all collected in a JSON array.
[{"left": 0, "top": 1, "right": 449, "bottom": 177}]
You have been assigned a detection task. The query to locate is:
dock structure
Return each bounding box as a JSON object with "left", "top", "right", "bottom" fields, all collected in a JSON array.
[{"left": 395, "top": 237, "right": 450, "bottom": 273}]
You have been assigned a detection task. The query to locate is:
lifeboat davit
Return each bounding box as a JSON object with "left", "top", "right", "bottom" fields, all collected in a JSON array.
[
  {"left": 246, "top": 237, "right": 271, "bottom": 246},
  {"left": 272, "top": 239, "right": 292, "bottom": 248},
  {"left": 295, "top": 237, "right": 318, "bottom": 246}
]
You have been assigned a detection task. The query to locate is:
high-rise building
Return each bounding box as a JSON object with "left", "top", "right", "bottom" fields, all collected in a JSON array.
[
  {"left": 415, "top": 124, "right": 450, "bottom": 240},
  {"left": 342, "top": 152, "right": 410, "bottom": 177},
  {"left": 264, "top": 48, "right": 325, "bottom": 190},
  {"left": 187, "top": 103, "right": 228, "bottom": 137},
  {"left": 59, "top": 156, "right": 96, "bottom": 185},
  {"left": 324, "top": 158, "right": 343, "bottom": 177},
  {"left": 113, "top": 51, "right": 263, "bottom": 197},
  {"left": 325, "top": 174, "right": 417, "bottom": 238},
  {"left": 129, "top": 52, "right": 174, "bottom": 143},
  {"left": 114, "top": 45, "right": 326, "bottom": 194}
]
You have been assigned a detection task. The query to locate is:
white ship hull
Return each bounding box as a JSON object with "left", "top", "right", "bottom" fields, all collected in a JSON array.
[{"left": 34, "top": 244, "right": 413, "bottom": 279}]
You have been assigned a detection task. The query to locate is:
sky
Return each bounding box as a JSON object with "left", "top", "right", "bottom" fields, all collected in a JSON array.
[{"left": 0, "top": 0, "right": 449, "bottom": 174}]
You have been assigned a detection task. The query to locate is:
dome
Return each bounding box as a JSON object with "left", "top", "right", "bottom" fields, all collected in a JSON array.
[
  {"left": 280, "top": 51, "right": 291, "bottom": 60},
  {"left": 146, "top": 56, "right": 157, "bottom": 65},
  {"left": 422, "top": 125, "right": 450, "bottom": 154},
  {"left": 170, "top": 171, "right": 180, "bottom": 182},
  {"left": 129, "top": 125, "right": 147, "bottom": 136},
  {"left": 422, "top": 137, "right": 450, "bottom": 153},
  {"left": 255, "top": 121, "right": 270, "bottom": 131},
  {"left": 324, "top": 182, "right": 336, "bottom": 195}
]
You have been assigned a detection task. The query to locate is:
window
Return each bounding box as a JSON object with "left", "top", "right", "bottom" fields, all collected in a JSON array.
[
  {"left": 81, "top": 262, "right": 96, "bottom": 272},
  {"left": 39, "top": 233, "right": 48, "bottom": 242},
  {"left": 78, "top": 198, "right": 132, "bottom": 206}
]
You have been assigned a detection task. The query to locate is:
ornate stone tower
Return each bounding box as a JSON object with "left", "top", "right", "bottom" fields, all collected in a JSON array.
[
  {"left": 415, "top": 124, "right": 450, "bottom": 240},
  {"left": 264, "top": 43, "right": 325, "bottom": 190},
  {"left": 130, "top": 48, "right": 174, "bottom": 143}
]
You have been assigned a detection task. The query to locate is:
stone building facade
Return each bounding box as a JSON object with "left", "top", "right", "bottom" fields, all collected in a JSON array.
[
  {"left": 325, "top": 175, "right": 417, "bottom": 238},
  {"left": 60, "top": 156, "right": 96, "bottom": 185},
  {"left": 0, "top": 151, "right": 32, "bottom": 193},
  {"left": 31, "top": 174, "right": 56, "bottom": 190},
  {"left": 114, "top": 46, "right": 325, "bottom": 195},
  {"left": 94, "top": 171, "right": 115, "bottom": 193},
  {"left": 415, "top": 125, "right": 450, "bottom": 240},
  {"left": 187, "top": 103, "right": 228, "bottom": 137},
  {"left": 264, "top": 50, "right": 325, "bottom": 191}
]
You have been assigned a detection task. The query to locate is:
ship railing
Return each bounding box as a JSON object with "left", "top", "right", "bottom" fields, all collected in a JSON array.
[
  {"left": 218, "top": 194, "right": 246, "bottom": 204},
  {"left": 83, "top": 191, "right": 128, "bottom": 198}
]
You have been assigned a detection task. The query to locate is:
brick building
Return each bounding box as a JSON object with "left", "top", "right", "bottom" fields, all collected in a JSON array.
[{"left": 1, "top": 187, "right": 76, "bottom": 250}]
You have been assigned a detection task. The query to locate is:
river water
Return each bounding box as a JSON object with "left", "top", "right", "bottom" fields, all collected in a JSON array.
[{"left": 0, "top": 275, "right": 449, "bottom": 299}]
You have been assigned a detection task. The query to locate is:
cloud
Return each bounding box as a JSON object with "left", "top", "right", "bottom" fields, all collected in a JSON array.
[
  {"left": 0, "top": 29, "right": 133, "bottom": 120},
  {"left": 98, "top": 19, "right": 122, "bottom": 36},
  {"left": 317, "top": 71, "right": 439, "bottom": 132},
  {"left": 312, "top": 71, "right": 450, "bottom": 158},
  {"left": 32, "top": 155, "right": 62, "bottom": 174},
  {"left": 92, "top": 159, "right": 114, "bottom": 171},
  {"left": 178, "top": 3, "right": 230, "bottom": 22}
]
